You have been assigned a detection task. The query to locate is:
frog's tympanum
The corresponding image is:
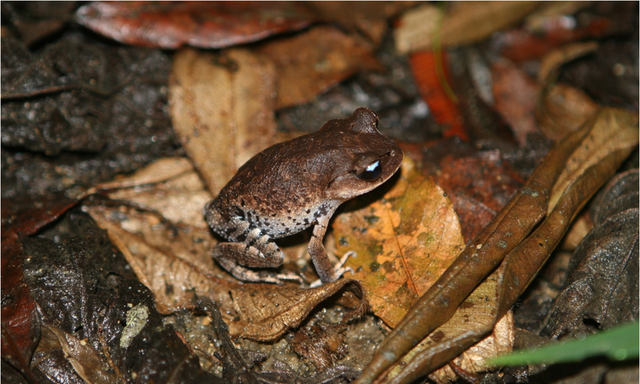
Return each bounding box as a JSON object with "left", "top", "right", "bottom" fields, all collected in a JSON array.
[{"left": 205, "top": 108, "right": 403, "bottom": 284}]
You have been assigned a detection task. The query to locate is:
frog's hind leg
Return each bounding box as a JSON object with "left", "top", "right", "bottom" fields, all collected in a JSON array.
[{"left": 212, "top": 236, "right": 301, "bottom": 284}]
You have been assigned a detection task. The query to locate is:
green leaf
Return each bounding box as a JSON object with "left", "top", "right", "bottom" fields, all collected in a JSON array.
[{"left": 489, "top": 322, "right": 639, "bottom": 366}]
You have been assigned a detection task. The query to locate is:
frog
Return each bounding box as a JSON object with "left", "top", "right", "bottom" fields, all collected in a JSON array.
[{"left": 204, "top": 107, "right": 403, "bottom": 285}]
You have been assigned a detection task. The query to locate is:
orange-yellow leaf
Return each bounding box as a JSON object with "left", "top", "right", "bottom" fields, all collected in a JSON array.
[{"left": 334, "top": 158, "right": 465, "bottom": 327}]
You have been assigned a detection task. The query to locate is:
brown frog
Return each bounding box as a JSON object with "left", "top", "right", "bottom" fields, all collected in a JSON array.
[{"left": 204, "top": 107, "right": 403, "bottom": 284}]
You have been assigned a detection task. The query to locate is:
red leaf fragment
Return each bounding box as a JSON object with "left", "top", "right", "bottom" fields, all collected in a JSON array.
[
  {"left": 491, "top": 59, "right": 540, "bottom": 146},
  {"left": 409, "top": 50, "right": 467, "bottom": 140},
  {"left": 1, "top": 197, "right": 78, "bottom": 379},
  {"left": 76, "top": 1, "right": 315, "bottom": 49}
]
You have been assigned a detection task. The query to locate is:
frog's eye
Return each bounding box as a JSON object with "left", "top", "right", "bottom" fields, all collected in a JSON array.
[{"left": 355, "top": 160, "right": 382, "bottom": 180}]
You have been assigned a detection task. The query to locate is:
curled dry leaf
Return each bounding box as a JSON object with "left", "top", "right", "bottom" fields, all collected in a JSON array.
[
  {"left": 535, "top": 41, "right": 601, "bottom": 141},
  {"left": 76, "top": 2, "right": 314, "bottom": 49},
  {"left": 537, "top": 41, "right": 599, "bottom": 85},
  {"left": 548, "top": 108, "right": 639, "bottom": 211},
  {"left": 170, "top": 47, "right": 277, "bottom": 196},
  {"left": 258, "top": 26, "right": 384, "bottom": 109},
  {"left": 394, "top": 2, "right": 539, "bottom": 54},
  {"left": 228, "top": 279, "right": 368, "bottom": 341},
  {"left": 356, "top": 108, "right": 639, "bottom": 384},
  {"left": 334, "top": 157, "right": 464, "bottom": 327},
  {"left": 537, "top": 83, "right": 600, "bottom": 141}
]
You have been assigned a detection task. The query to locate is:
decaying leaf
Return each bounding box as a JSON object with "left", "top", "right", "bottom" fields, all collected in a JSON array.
[
  {"left": 291, "top": 321, "right": 349, "bottom": 369},
  {"left": 395, "top": 2, "right": 539, "bottom": 54},
  {"left": 334, "top": 158, "right": 464, "bottom": 327},
  {"left": 491, "top": 58, "right": 540, "bottom": 146},
  {"left": 355, "top": 108, "right": 638, "bottom": 384},
  {"left": 85, "top": 204, "right": 224, "bottom": 314},
  {"left": 76, "top": 2, "right": 314, "bottom": 49},
  {"left": 169, "top": 48, "right": 277, "bottom": 196},
  {"left": 1, "top": 196, "right": 79, "bottom": 379},
  {"left": 258, "top": 26, "right": 384, "bottom": 109},
  {"left": 45, "top": 325, "right": 119, "bottom": 384},
  {"left": 429, "top": 148, "right": 525, "bottom": 244},
  {"left": 547, "top": 169, "right": 639, "bottom": 338}
]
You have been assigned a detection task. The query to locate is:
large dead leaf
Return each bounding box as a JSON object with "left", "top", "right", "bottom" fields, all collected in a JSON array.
[
  {"left": 547, "top": 169, "right": 639, "bottom": 338},
  {"left": 76, "top": 2, "right": 314, "bottom": 49},
  {"left": 258, "top": 26, "right": 384, "bottom": 109},
  {"left": 394, "top": 2, "right": 539, "bottom": 54},
  {"left": 84, "top": 157, "right": 369, "bottom": 341},
  {"left": 334, "top": 158, "right": 464, "bottom": 327},
  {"left": 355, "top": 108, "right": 639, "bottom": 383},
  {"left": 169, "top": 48, "right": 277, "bottom": 196},
  {"left": 228, "top": 279, "right": 368, "bottom": 341}
]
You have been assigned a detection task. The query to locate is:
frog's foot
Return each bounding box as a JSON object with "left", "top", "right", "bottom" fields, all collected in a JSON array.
[
  {"left": 309, "top": 251, "right": 356, "bottom": 288},
  {"left": 216, "top": 257, "right": 303, "bottom": 285}
]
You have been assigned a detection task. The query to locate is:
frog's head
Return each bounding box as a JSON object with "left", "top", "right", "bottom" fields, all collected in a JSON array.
[{"left": 318, "top": 108, "right": 403, "bottom": 201}]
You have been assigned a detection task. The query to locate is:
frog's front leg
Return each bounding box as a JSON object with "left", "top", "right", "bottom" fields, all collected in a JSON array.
[
  {"left": 308, "top": 218, "right": 353, "bottom": 284},
  {"left": 212, "top": 229, "right": 301, "bottom": 284}
]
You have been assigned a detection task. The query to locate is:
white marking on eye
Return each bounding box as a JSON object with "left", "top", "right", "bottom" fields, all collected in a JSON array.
[{"left": 366, "top": 161, "right": 380, "bottom": 172}]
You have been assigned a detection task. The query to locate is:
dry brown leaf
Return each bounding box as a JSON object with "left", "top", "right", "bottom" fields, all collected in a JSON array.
[
  {"left": 534, "top": 41, "right": 601, "bottom": 141},
  {"left": 169, "top": 48, "right": 277, "bottom": 196},
  {"left": 334, "top": 158, "right": 464, "bottom": 327},
  {"left": 90, "top": 157, "right": 194, "bottom": 192},
  {"left": 395, "top": 2, "right": 539, "bottom": 54},
  {"left": 549, "top": 108, "right": 639, "bottom": 212},
  {"left": 228, "top": 279, "right": 368, "bottom": 341},
  {"left": 85, "top": 204, "right": 227, "bottom": 314},
  {"left": 91, "top": 157, "right": 212, "bottom": 229},
  {"left": 258, "top": 26, "right": 384, "bottom": 109}
]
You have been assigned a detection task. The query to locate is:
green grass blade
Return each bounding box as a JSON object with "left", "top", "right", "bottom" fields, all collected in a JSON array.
[{"left": 489, "top": 322, "right": 639, "bottom": 366}]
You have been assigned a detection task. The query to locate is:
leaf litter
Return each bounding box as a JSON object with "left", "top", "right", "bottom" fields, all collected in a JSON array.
[{"left": 3, "top": 3, "right": 638, "bottom": 383}]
